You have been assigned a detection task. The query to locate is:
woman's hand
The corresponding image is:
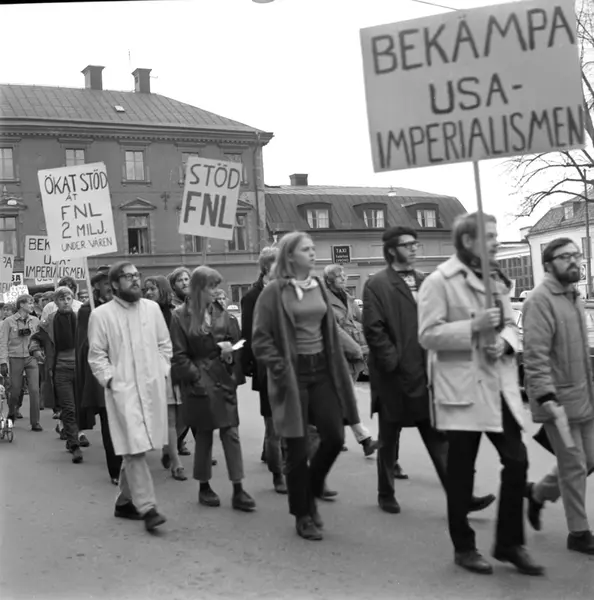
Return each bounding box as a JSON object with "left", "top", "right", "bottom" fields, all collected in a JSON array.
[{"left": 219, "top": 341, "right": 234, "bottom": 364}]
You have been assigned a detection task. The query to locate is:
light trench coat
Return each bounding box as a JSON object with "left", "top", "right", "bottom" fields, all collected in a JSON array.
[
  {"left": 418, "top": 256, "right": 524, "bottom": 433},
  {"left": 88, "top": 297, "right": 171, "bottom": 456}
]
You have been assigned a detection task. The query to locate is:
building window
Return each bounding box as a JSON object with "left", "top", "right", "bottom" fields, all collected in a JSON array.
[
  {"left": 65, "top": 149, "right": 85, "bottom": 166},
  {"left": 127, "top": 214, "right": 150, "bottom": 254},
  {"left": 228, "top": 214, "right": 247, "bottom": 251},
  {"left": 564, "top": 204, "right": 574, "bottom": 220},
  {"left": 185, "top": 235, "right": 203, "bottom": 253},
  {"left": 125, "top": 151, "right": 145, "bottom": 181},
  {"left": 230, "top": 284, "right": 251, "bottom": 304},
  {"left": 0, "top": 216, "right": 17, "bottom": 255},
  {"left": 307, "top": 209, "right": 330, "bottom": 229},
  {"left": 417, "top": 209, "right": 437, "bottom": 228},
  {"left": 0, "top": 148, "right": 14, "bottom": 180},
  {"left": 224, "top": 154, "right": 248, "bottom": 184},
  {"left": 363, "top": 208, "right": 385, "bottom": 228}
]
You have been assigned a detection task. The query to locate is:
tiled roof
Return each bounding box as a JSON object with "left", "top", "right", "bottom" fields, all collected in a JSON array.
[
  {"left": 528, "top": 188, "right": 594, "bottom": 235},
  {"left": 265, "top": 185, "right": 466, "bottom": 232},
  {"left": 0, "top": 84, "right": 263, "bottom": 133}
]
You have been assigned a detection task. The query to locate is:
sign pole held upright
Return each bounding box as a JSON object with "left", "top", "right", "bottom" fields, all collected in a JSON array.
[
  {"left": 84, "top": 257, "right": 95, "bottom": 311},
  {"left": 473, "top": 161, "right": 493, "bottom": 309}
]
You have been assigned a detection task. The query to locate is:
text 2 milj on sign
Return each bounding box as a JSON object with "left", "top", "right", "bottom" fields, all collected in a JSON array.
[{"left": 360, "top": 0, "right": 585, "bottom": 171}]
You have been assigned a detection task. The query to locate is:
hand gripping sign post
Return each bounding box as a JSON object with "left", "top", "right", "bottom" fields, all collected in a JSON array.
[
  {"left": 38, "top": 162, "right": 117, "bottom": 309},
  {"left": 178, "top": 157, "right": 242, "bottom": 258},
  {"left": 360, "top": 0, "right": 585, "bottom": 308}
]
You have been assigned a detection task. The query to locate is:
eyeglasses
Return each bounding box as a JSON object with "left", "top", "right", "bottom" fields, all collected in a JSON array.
[
  {"left": 552, "top": 252, "right": 582, "bottom": 262},
  {"left": 396, "top": 242, "right": 420, "bottom": 250},
  {"left": 120, "top": 272, "right": 142, "bottom": 282}
]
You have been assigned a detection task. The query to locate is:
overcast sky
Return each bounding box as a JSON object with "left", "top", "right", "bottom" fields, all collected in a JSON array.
[{"left": 1, "top": 0, "right": 587, "bottom": 240}]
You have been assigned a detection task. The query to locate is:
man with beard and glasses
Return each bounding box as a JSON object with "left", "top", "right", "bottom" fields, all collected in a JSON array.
[
  {"left": 88, "top": 262, "right": 171, "bottom": 533},
  {"left": 418, "top": 213, "right": 543, "bottom": 576},
  {"left": 523, "top": 238, "right": 594, "bottom": 555},
  {"left": 30, "top": 286, "right": 83, "bottom": 463},
  {"left": 363, "top": 226, "right": 495, "bottom": 516},
  {"left": 75, "top": 266, "right": 123, "bottom": 484}
]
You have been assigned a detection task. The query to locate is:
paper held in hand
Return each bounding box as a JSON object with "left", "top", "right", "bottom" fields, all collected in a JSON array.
[
  {"left": 217, "top": 340, "right": 246, "bottom": 352},
  {"left": 549, "top": 403, "right": 576, "bottom": 449}
]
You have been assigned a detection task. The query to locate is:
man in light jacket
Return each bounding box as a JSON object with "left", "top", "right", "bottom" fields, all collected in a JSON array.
[
  {"left": 523, "top": 237, "right": 594, "bottom": 555},
  {"left": 418, "top": 212, "right": 543, "bottom": 577}
]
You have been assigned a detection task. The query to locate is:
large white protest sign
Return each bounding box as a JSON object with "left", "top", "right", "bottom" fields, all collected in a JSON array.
[
  {"left": 0, "top": 251, "right": 15, "bottom": 296},
  {"left": 2, "top": 284, "right": 29, "bottom": 304},
  {"left": 178, "top": 157, "right": 241, "bottom": 241},
  {"left": 24, "top": 235, "right": 87, "bottom": 284},
  {"left": 360, "top": 0, "right": 584, "bottom": 172},
  {"left": 37, "top": 162, "right": 117, "bottom": 259}
]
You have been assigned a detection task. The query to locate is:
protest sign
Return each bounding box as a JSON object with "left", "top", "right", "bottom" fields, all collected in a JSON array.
[
  {"left": 24, "top": 235, "right": 87, "bottom": 284},
  {"left": 2, "top": 284, "right": 29, "bottom": 304},
  {"left": 0, "top": 250, "right": 15, "bottom": 296},
  {"left": 37, "top": 162, "right": 117, "bottom": 259},
  {"left": 360, "top": 0, "right": 584, "bottom": 171},
  {"left": 178, "top": 157, "right": 241, "bottom": 241},
  {"left": 12, "top": 273, "right": 24, "bottom": 286}
]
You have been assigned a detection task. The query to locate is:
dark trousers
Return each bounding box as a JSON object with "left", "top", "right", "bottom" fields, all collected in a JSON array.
[
  {"left": 446, "top": 399, "right": 527, "bottom": 553},
  {"left": 54, "top": 364, "right": 79, "bottom": 448},
  {"left": 377, "top": 406, "right": 448, "bottom": 499},
  {"left": 98, "top": 408, "right": 122, "bottom": 480},
  {"left": 284, "top": 353, "right": 345, "bottom": 518}
]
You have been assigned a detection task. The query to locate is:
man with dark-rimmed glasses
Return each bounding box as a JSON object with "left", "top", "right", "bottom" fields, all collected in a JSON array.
[
  {"left": 88, "top": 262, "right": 171, "bottom": 533},
  {"left": 523, "top": 238, "right": 594, "bottom": 555}
]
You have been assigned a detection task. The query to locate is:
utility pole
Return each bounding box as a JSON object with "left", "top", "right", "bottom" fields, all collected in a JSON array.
[{"left": 583, "top": 167, "right": 592, "bottom": 298}]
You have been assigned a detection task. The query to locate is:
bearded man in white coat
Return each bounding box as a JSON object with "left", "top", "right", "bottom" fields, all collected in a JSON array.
[{"left": 88, "top": 261, "right": 171, "bottom": 533}]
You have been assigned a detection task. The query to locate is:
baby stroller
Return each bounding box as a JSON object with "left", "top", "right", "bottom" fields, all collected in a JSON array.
[{"left": 0, "top": 375, "right": 14, "bottom": 443}]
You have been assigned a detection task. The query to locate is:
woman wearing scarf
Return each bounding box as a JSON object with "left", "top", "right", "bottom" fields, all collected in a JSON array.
[
  {"left": 170, "top": 266, "right": 255, "bottom": 512},
  {"left": 144, "top": 275, "right": 186, "bottom": 481},
  {"left": 252, "top": 231, "right": 360, "bottom": 541},
  {"left": 323, "top": 264, "right": 378, "bottom": 458}
]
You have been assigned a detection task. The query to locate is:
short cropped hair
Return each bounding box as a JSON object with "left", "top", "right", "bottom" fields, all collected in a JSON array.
[
  {"left": 58, "top": 276, "right": 77, "bottom": 294},
  {"left": 452, "top": 212, "right": 497, "bottom": 252},
  {"left": 323, "top": 264, "right": 344, "bottom": 286},
  {"left": 258, "top": 247, "right": 278, "bottom": 275},
  {"left": 15, "top": 295, "right": 34, "bottom": 310},
  {"left": 54, "top": 286, "right": 74, "bottom": 301},
  {"left": 382, "top": 226, "right": 417, "bottom": 264},
  {"left": 541, "top": 237, "right": 579, "bottom": 266}
]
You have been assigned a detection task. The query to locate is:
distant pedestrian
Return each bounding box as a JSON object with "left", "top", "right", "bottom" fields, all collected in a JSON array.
[{"left": 88, "top": 262, "right": 170, "bottom": 532}]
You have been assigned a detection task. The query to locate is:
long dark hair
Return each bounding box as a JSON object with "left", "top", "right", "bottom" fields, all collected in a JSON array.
[
  {"left": 188, "top": 266, "right": 222, "bottom": 335},
  {"left": 144, "top": 275, "right": 173, "bottom": 308}
]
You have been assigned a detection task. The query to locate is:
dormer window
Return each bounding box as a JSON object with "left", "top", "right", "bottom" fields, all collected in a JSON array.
[
  {"left": 307, "top": 208, "right": 329, "bottom": 229},
  {"left": 417, "top": 208, "right": 437, "bottom": 228},
  {"left": 564, "top": 204, "right": 574, "bottom": 220},
  {"left": 363, "top": 208, "right": 385, "bottom": 228}
]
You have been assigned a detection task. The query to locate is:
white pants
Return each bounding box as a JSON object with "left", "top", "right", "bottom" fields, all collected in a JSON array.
[{"left": 116, "top": 453, "right": 157, "bottom": 516}]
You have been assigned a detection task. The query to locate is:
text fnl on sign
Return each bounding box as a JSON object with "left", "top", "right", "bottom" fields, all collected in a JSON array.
[
  {"left": 360, "top": 0, "right": 585, "bottom": 172},
  {"left": 179, "top": 157, "right": 242, "bottom": 242},
  {"left": 38, "top": 162, "right": 117, "bottom": 259}
]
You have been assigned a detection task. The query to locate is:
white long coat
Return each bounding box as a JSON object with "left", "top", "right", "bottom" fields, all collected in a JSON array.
[
  {"left": 418, "top": 256, "right": 524, "bottom": 433},
  {"left": 88, "top": 297, "right": 171, "bottom": 456}
]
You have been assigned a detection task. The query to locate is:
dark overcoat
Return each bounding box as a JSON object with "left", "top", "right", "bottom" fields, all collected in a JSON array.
[
  {"left": 75, "top": 302, "right": 105, "bottom": 430},
  {"left": 363, "top": 267, "right": 429, "bottom": 426},
  {"left": 170, "top": 304, "right": 242, "bottom": 433},
  {"left": 29, "top": 313, "right": 58, "bottom": 411},
  {"left": 240, "top": 277, "right": 272, "bottom": 417},
  {"left": 251, "top": 277, "right": 360, "bottom": 439}
]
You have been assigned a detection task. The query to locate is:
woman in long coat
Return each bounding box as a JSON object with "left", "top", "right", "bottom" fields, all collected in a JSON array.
[
  {"left": 145, "top": 275, "right": 187, "bottom": 481},
  {"left": 170, "top": 266, "right": 255, "bottom": 512},
  {"left": 252, "top": 231, "right": 360, "bottom": 541}
]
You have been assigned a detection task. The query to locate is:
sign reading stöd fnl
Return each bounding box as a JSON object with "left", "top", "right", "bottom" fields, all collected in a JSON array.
[
  {"left": 332, "top": 245, "right": 352, "bottom": 264},
  {"left": 37, "top": 162, "right": 117, "bottom": 259},
  {"left": 178, "top": 157, "right": 241, "bottom": 241},
  {"left": 360, "top": 0, "right": 585, "bottom": 172},
  {"left": 24, "top": 235, "right": 87, "bottom": 284}
]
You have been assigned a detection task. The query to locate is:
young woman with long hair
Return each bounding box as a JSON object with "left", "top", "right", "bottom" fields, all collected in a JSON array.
[
  {"left": 251, "top": 231, "right": 360, "bottom": 541},
  {"left": 170, "top": 266, "right": 255, "bottom": 512},
  {"left": 144, "top": 275, "right": 186, "bottom": 481}
]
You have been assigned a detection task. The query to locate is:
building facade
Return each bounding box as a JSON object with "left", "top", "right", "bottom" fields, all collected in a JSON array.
[
  {"left": 497, "top": 240, "right": 534, "bottom": 296},
  {"left": 0, "top": 65, "right": 273, "bottom": 295},
  {"left": 260, "top": 174, "right": 467, "bottom": 301},
  {"left": 526, "top": 195, "right": 594, "bottom": 298}
]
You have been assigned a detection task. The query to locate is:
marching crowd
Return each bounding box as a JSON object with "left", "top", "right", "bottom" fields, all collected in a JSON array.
[{"left": 1, "top": 211, "right": 593, "bottom": 577}]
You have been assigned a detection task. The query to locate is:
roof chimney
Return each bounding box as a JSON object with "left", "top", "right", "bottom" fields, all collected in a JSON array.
[
  {"left": 289, "top": 173, "right": 308, "bottom": 186},
  {"left": 82, "top": 65, "right": 104, "bottom": 91},
  {"left": 519, "top": 226, "right": 532, "bottom": 240},
  {"left": 132, "top": 68, "right": 152, "bottom": 93}
]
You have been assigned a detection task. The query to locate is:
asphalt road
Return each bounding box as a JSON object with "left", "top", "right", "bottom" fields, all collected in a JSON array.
[{"left": 1, "top": 382, "right": 593, "bottom": 600}]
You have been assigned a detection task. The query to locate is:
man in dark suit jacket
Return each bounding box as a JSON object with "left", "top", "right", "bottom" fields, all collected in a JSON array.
[
  {"left": 363, "top": 226, "right": 496, "bottom": 515},
  {"left": 241, "top": 247, "right": 287, "bottom": 494}
]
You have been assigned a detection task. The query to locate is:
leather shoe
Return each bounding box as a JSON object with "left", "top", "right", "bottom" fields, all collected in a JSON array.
[
  {"left": 468, "top": 493, "right": 496, "bottom": 513},
  {"left": 394, "top": 463, "right": 409, "bottom": 479},
  {"left": 567, "top": 530, "right": 594, "bottom": 555},
  {"left": 273, "top": 474, "right": 287, "bottom": 494},
  {"left": 143, "top": 508, "right": 166, "bottom": 532},
  {"left": 114, "top": 502, "right": 142, "bottom": 520},
  {"left": 492, "top": 546, "right": 545, "bottom": 576},
  {"left": 199, "top": 486, "right": 221, "bottom": 507},
  {"left": 378, "top": 495, "right": 401, "bottom": 514},
  {"left": 455, "top": 550, "right": 493, "bottom": 574},
  {"left": 318, "top": 486, "right": 338, "bottom": 501},
  {"left": 296, "top": 516, "right": 323, "bottom": 541},
  {"left": 526, "top": 483, "right": 543, "bottom": 531},
  {"left": 232, "top": 489, "right": 256, "bottom": 512}
]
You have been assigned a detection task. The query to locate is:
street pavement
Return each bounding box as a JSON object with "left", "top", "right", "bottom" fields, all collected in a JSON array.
[{"left": 1, "top": 382, "right": 593, "bottom": 600}]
